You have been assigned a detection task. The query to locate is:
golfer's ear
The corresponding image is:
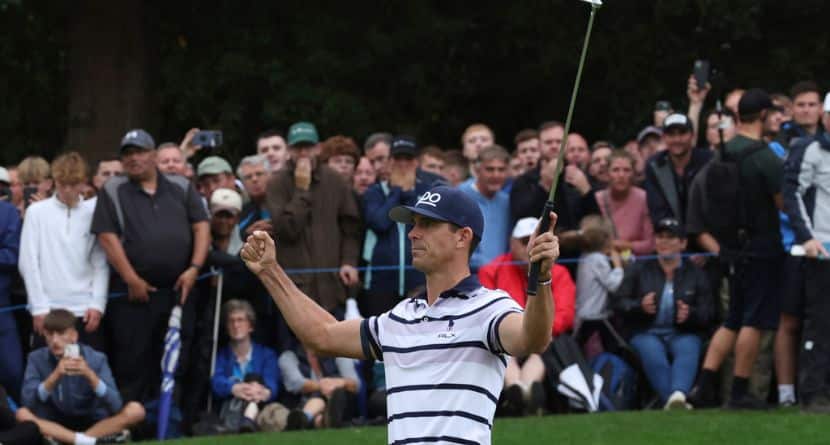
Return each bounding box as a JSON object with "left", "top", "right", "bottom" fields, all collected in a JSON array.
[{"left": 456, "top": 227, "right": 474, "bottom": 248}]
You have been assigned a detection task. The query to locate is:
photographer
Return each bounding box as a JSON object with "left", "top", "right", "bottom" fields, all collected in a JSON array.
[{"left": 17, "top": 309, "right": 145, "bottom": 445}]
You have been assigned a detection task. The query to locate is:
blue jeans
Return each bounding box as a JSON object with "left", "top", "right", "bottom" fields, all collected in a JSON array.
[{"left": 630, "top": 331, "right": 701, "bottom": 402}]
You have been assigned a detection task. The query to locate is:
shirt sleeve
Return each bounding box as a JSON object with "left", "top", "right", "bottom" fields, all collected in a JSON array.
[
  {"left": 484, "top": 293, "right": 524, "bottom": 355},
  {"left": 360, "top": 316, "right": 383, "bottom": 361},
  {"left": 18, "top": 210, "right": 48, "bottom": 315},
  {"left": 278, "top": 350, "right": 308, "bottom": 394},
  {"left": 334, "top": 357, "right": 362, "bottom": 393},
  {"left": 90, "top": 187, "right": 121, "bottom": 235},
  {"left": 185, "top": 183, "right": 209, "bottom": 223}
]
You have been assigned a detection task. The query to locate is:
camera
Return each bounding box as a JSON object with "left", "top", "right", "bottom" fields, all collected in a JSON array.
[{"left": 192, "top": 130, "right": 223, "bottom": 149}]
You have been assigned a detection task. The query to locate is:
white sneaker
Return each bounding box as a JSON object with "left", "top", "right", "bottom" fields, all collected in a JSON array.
[{"left": 664, "top": 391, "right": 689, "bottom": 410}]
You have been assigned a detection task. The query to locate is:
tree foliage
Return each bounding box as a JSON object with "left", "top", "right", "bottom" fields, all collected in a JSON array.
[{"left": 2, "top": 0, "right": 829, "bottom": 165}]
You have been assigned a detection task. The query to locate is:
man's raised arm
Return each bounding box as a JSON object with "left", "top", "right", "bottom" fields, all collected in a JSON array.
[{"left": 241, "top": 231, "right": 364, "bottom": 359}]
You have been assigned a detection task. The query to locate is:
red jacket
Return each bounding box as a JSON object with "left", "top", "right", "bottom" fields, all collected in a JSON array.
[{"left": 478, "top": 253, "right": 575, "bottom": 336}]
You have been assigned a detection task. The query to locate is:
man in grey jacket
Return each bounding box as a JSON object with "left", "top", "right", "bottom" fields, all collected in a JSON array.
[{"left": 16, "top": 309, "right": 145, "bottom": 445}]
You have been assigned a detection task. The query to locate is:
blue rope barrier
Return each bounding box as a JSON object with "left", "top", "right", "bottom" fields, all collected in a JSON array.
[{"left": 0, "top": 253, "right": 717, "bottom": 314}]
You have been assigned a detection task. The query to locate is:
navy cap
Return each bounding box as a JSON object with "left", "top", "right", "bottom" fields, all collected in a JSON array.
[
  {"left": 391, "top": 135, "right": 418, "bottom": 157},
  {"left": 655, "top": 217, "right": 685, "bottom": 237},
  {"left": 389, "top": 186, "right": 484, "bottom": 239},
  {"left": 662, "top": 113, "right": 693, "bottom": 132},
  {"left": 120, "top": 129, "right": 156, "bottom": 152}
]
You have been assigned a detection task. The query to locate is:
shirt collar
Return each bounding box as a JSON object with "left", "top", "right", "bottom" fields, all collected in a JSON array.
[{"left": 410, "top": 274, "right": 481, "bottom": 302}]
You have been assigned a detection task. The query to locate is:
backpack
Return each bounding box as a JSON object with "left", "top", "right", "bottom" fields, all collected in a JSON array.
[
  {"left": 701, "top": 142, "right": 767, "bottom": 253},
  {"left": 590, "top": 352, "right": 637, "bottom": 411}
]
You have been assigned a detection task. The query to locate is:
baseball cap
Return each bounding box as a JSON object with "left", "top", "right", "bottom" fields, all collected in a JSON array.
[
  {"left": 738, "top": 88, "right": 774, "bottom": 117},
  {"left": 824, "top": 92, "right": 830, "bottom": 113},
  {"left": 662, "top": 113, "right": 693, "bottom": 132},
  {"left": 287, "top": 122, "right": 319, "bottom": 146},
  {"left": 210, "top": 188, "right": 242, "bottom": 215},
  {"left": 120, "top": 129, "right": 155, "bottom": 152},
  {"left": 391, "top": 135, "right": 418, "bottom": 158},
  {"left": 0, "top": 167, "right": 9, "bottom": 185},
  {"left": 389, "top": 186, "right": 484, "bottom": 239},
  {"left": 512, "top": 217, "right": 539, "bottom": 239},
  {"left": 655, "top": 217, "right": 684, "bottom": 237},
  {"left": 197, "top": 156, "right": 233, "bottom": 177},
  {"left": 636, "top": 126, "right": 663, "bottom": 143}
]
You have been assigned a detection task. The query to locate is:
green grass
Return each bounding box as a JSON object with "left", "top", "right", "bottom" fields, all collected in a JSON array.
[{"left": 154, "top": 409, "right": 829, "bottom": 445}]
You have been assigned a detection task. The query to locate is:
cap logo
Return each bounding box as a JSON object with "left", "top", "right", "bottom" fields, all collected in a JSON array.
[
  {"left": 126, "top": 131, "right": 138, "bottom": 139},
  {"left": 416, "top": 191, "right": 442, "bottom": 207}
]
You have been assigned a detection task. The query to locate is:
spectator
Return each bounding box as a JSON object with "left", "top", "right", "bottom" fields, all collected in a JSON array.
[
  {"left": 538, "top": 121, "right": 564, "bottom": 159},
  {"left": 0, "top": 168, "right": 11, "bottom": 203},
  {"left": 510, "top": 152, "right": 599, "bottom": 235},
  {"left": 461, "top": 123, "right": 495, "bottom": 164},
  {"left": 782, "top": 81, "right": 823, "bottom": 142},
  {"left": 90, "top": 159, "right": 122, "bottom": 192},
  {"left": 256, "top": 130, "right": 289, "bottom": 173},
  {"left": 574, "top": 218, "right": 623, "bottom": 335},
  {"left": 595, "top": 150, "right": 654, "bottom": 256},
  {"left": 644, "top": 113, "right": 713, "bottom": 225},
  {"left": 636, "top": 126, "right": 662, "bottom": 163},
  {"left": 724, "top": 88, "right": 745, "bottom": 115},
  {"left": 17, "top": 156, "right": 53, "bottom": 208},
  {"left": 0, "top": 192, "right": 21, "bottom": 399},
  {"left": 514, "top": 129, "right": 541, "bottom": 172},
  {"left": 614, "top": 218, "right": 714, "bottom": 409},
  {"left": 564, "top": 133, "right": 590, "bottom": 171},
  {"left": 653, "top": 100, "right": 673, "bottom": 127},
  {"left": 197, "top": 156, "right": 236, "bottom": 200},
  {"left": 6, "top": 166, "right": 24, "bottom": 212},
  {"left": 508, "top": 154, "right": 525, "bottom": 178},
  {"left": 780, "top": 95, "right": 830, "bottom": 412},
  {"left": 703, "top": 108, "right": 737, "bottom": 151},
  {"left": 459, "top": 145, "right": 511, "bottom": 269},
  {"left": 352, "top": 157, "right": 376, "bottom": 197},
  {"left": 210, "top": 188, "right": 244, "bottom": 255},
  {"left": 265, "top": 122, "right": 361, "bottom": 314},
  {"left": 361, "top": 135, "right": 443, "bottom": 316},
  {"left": 19, "top": 152, "right": 108, "bottom": 352},
  {"left": 364, "top": 133, "right": 392, "bottom": 183},
  {"left": 441, "top": 149, "right": 468, "bottom": 187},
  {"left": 587, "top": 144, "right": 612, "bottom": 187},
  {"left": 319, "top": 135, "right": 360, "bottom": 183},
  {"left": 211, "top": 300, "right": 279, "bottom": 425},
  {"left": 279, "top": 342, "right": 360, "bottom": 430},
  {"left": 155, "top": 143, "right": 187, "bottom": 176},
  {"left": 17, "top": 309, "right": 145, "bottom": 445},
  {"left": 771, "top": 93, "right": 793, "bottom": 121},
  {"left": 418, "top": 145, "right": 445, "bottom": 177},
  {"left": 691, "top": 90, "right": 783, "bottom": 410},
  {"left": 236, "top": 155, "right": 272, "bottom": 238},
  {"left": 92, "top": 128, "right": 209, "bottom": 403}
]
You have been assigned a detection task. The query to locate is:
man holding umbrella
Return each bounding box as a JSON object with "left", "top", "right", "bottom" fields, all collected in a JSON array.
[{"left": 241, "top": 186, "right": 558, "bottom": 444}]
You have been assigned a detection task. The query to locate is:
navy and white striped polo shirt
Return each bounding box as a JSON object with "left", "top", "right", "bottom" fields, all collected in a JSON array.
[{"left": 361, "top": 275, "right": 523, "bottom": 445}]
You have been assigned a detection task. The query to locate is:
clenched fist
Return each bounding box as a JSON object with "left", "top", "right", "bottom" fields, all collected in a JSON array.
[{"left": 241, "top": 231, "right": 278, "bottom": 275}]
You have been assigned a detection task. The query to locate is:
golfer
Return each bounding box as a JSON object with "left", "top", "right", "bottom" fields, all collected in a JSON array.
[{"left": 241, "top": 186, "right": 557, "bottom": 444}]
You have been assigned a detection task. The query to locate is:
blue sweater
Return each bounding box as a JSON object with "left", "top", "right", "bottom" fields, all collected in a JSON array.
[
  {"left": 22, "top": 345, "right": 122, "bottom": 419},
  {"left": 458, "top": 182, "right": 510, "bottom": 269},
  {"left": 0, "top": 201, "right": 20, "bottom": 306},
  {"left": 211, "top": 342, "right": 279, "bottom": 402}
]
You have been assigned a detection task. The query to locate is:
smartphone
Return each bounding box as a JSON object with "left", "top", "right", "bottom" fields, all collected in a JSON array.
[
  {"left": 191, "top": 130, "right": 223, "bottom": 148},
  {"left": 64, "top": 343, "right": 80, "bottom": 358},
  {"left": 693, "top": 59, "right": 710, "bottom": 88},
  {"left": 23, "top": 186, "right": 37, "bottom": 208}
]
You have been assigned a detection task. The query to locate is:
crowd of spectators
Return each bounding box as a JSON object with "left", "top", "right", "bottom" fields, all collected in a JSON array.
[{"left": 1, "top": 73, "right": 830, "bottom": 444}]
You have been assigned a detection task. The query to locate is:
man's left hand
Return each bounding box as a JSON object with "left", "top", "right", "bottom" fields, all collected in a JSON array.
[
  {"left": 676, "top": 300, "right": 690, "bottom": 324},
  {"left": 339, "top": 265, "right": 359, "bottom": 287},
  {"left": 528, "top": 211, "right": 560, "bottom": 278},
  {"left": 175, "top": 267, "right": 199, "bottom": 305},
  {"left": 84, "top": 309, "right": 102, "bottom": 333}
]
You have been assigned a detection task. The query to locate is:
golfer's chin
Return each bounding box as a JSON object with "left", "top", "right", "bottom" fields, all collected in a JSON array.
[{"left": 411, "top": 255, "right": 429, "bottom": 273}]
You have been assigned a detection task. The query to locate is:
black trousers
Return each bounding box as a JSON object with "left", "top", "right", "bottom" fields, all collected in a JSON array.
[
  {"left": 0, "top": 386, "right": 41, "bottom": 445},
  {"left": 799, "top": 260, "right": 830, "bottom": 406},
  {"left": 103, "top": 289, "right": 196, "bottom": 403}
]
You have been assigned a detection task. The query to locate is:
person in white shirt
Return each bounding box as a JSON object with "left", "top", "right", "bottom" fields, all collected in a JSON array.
[
  {"left": 19, "top": 152, "right": 109, "bottom": 350},
  {"left": 242, "top": 186, "right": 557, "bottom": 445}
]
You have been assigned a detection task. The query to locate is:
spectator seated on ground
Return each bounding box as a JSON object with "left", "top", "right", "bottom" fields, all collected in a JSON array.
[
  {"left": 16, "top": 309, "right": 145, "bottom": 445},
  {"left": 478, "top": 217, "right": 576, "bottom": 416},
  {"left": 278, "top": 340, "right": 361, "bottom": 431},
  {"left": 211, "top": 300, "right": 280, "bottom": 430},
  {"left": 613, "top": 218, "right": 714, "bottom": 409}
]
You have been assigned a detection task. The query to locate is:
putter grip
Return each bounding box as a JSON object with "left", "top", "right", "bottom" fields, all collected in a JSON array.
[{"left": 526, "top": 201, "right": 555, "bottom": 296}]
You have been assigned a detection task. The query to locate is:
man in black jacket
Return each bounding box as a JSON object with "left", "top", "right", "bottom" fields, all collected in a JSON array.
[{"left": 615, "top": 218, "right": 714, "bottom": 409}]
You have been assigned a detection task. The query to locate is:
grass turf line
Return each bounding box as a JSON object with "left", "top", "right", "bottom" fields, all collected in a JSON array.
[{"left": 154, "top": 409, "right": 828, "bottom": 445}]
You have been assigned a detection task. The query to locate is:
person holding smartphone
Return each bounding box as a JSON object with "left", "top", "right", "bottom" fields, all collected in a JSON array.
[{"left": 614, "top": 218, "right": 714, "bottom": 410}]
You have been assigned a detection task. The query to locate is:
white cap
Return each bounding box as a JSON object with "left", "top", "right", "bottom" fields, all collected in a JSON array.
[
  {"left": 210, "top": 188, "right": 242, "bottom": 215},
  {"left": 0, "top": 167, "right": 9, "bottom": 184},
  {"left": 512, "top": 217, "right": 539, "bottom": 239},
  {"left": 824, "top": 92, "right": 830, "bottom": 113}
]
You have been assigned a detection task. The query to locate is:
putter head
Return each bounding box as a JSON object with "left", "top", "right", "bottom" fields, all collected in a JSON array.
[{"left": 580, "top": 0, "right": 603, "bottom": 6}]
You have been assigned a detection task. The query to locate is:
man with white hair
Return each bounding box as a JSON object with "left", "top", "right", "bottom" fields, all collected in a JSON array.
[{"left": 237, "top": 155, "right": 272, "bottom": 238}]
